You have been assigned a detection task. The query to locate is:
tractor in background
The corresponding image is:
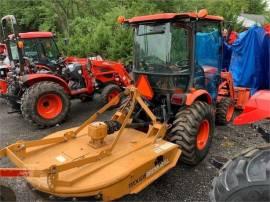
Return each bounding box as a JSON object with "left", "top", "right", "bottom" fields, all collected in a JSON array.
[
  {"left": 210, "top": 90, "right": 270, "bottom": 202},
  {"left": 0, "top": 43, "right": 9, "bottom": 94},
  {"left": 0, "top": 15, "right": 131, "bottom": 128}
]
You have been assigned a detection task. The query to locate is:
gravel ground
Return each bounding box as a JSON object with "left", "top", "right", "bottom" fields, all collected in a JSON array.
[{"left": 0, "top": 97, "right": 267, "bottom": 202}]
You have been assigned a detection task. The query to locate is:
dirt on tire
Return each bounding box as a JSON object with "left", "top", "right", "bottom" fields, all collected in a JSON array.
[{"left": 168, "top": 101, "right": 215, "bottom": 165}]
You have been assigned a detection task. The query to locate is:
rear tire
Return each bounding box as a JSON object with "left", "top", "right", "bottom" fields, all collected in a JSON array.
[
  {"left": 100, "top": 84, "right": 122, "bottom": 108},
  {"left": 216, "top": 97, "right": 234, "bottom": 125},
  {"left": 168, "top": 101, "right": 215, "bottom": 165},
  {"left": 21, "top": 81, "right": 70, "bottom": 128},
  {"left": 210, "top": 145, "right": 270, "bottom": 202}
]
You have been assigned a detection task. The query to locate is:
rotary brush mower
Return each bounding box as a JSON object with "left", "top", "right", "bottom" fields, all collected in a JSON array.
[{"left": 0, "top": 87, "right": 181, "bottom": 201}]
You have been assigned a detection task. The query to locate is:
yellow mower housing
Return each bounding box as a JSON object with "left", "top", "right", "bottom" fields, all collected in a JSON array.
[{"left": 0, "top": 87, "right": 181, "bottom": 201}]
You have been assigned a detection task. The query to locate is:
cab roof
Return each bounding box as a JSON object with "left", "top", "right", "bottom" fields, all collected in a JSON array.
[
  {"left": 126, "top": 12, "right": 224, "bottom": 24},
  {"left": 9, "top": 32, "right": 54, "bottom": 39},
  {"left": 19, "top": 32, "right": 53, "bottom": 39}
]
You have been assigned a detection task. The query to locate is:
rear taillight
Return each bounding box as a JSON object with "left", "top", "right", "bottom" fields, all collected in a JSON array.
[{"left": 171, "top": 94, "right": 186, "bottom": 105}]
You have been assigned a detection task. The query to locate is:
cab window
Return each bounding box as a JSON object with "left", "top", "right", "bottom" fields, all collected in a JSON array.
[{"left": 23, "top": 39, "right": 39, "bottom": 61}]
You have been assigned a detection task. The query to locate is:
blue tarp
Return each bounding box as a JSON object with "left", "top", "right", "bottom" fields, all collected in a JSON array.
[
  {"left": 195, "top": 30, "right": 222, "bottom": 100},
  {"left": 228, "top": 26, "right": 270, "bottom": 94},
  {"left": 196, "top": 30, "right": 221, "bottom": 69}
]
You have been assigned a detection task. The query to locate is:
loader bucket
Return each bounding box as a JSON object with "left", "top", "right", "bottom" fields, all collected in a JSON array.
[
  {"left": 0, "top": 87, "right": 181, "bottom": 201},
  {"left": 234, "top": 90, "right": 270, "bottom": 125}
]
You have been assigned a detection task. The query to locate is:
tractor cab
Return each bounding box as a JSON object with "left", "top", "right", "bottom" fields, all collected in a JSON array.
[
  {"left": 125, "top": 10, "right": 224, "bottom": 102},
  {"left": 11, "top": 32, "right": 60, "bottom": 63},
  {"left": 7, "top": 32, "right": 61, "bottom": 71},
  {"left": 1, "top": 16, "right": 61, "bottom": 75}
]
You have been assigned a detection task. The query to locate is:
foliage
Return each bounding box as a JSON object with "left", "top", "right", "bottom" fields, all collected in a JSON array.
[{"left": 0, "top": 0, "right": 268, "bottom": 62}]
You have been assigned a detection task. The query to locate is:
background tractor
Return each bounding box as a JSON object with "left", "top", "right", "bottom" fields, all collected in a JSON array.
[
  {"left": 210, "top": 90, "right": 270, "bottom": 202},
  {"left": 0, "top": 15, "right": 131, "bottom": 128}
]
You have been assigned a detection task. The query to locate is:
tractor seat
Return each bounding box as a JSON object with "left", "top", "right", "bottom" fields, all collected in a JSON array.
[{"left": 202, "top": 65, "right": 219, "bottom": 100}]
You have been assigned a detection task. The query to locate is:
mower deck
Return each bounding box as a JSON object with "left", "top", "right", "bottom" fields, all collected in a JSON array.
[
  {"left": 3, "top": 127, "right": 180, "bottom": 200},
  {"left": 0, "top": 87, "right": 181, "bottom": 200}
]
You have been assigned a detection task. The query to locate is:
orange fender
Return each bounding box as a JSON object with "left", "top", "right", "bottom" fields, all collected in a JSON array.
[{"left": 185, "top": 89, "right": 212, "bottom": 105}]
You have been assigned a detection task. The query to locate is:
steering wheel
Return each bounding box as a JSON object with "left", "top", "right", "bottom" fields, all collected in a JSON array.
[
  {"left": 141, "top": 56, "right": 172, "bottom": 72},
  {"left": 175, "top": 60, "right": 189, "bottom": 67},
  {"left": 143, "top": 55, "right": 165, "bottom": 64},
  {"left": 56, "top": 57, "right": 66, "bottom": 65},
  {"left": 23, "top": 57, "right": 36, "bottom": 68}
]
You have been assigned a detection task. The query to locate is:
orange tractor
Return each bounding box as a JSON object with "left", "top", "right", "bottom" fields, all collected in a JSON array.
[
  {"left": 122, "top": 10, "right": 235, "bottom": 164},
  {"left": 0, "top": 10, "right": 235, "bottom": 200}
]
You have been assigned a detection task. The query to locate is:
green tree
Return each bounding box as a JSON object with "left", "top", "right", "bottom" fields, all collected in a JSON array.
[{"left": 0, "top": 0, "right": 269, "bottom": 60}]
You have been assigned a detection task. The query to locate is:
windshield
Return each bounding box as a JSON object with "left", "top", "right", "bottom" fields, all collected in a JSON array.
[
  {"left": 23, "top": 39, "right": 39, "bottom": 61},
  {"left": 134, "top": 23, "right": 190, "bottom": 74},
  {"left": 39, "top": 38, "right": 60, "bottom": 62}
]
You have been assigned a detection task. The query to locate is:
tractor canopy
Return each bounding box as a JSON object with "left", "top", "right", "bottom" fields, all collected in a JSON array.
[
  {"left": 8, "top": 32, "right": 60, "bottom": 63},
  {"left": 125, "top": 12, "right": 224, "bottom": 24},
  {"left": 125, "top": 11, "right": 224, "bottom": 99}
]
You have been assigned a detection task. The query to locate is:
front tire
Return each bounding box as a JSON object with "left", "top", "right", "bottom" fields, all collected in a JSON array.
[
  {"left": 168, "top": 101, "right": 215, "bottom": 165},
  {"left": 100, "top": 84, "right": 122, "bottom": 108},
  {"left": 21, "top": 81, "right": 70, "bottom": 128},
  {"left": 216, "top": 97, "right": 234, "bottom": 125},
  {"left": 210, "top": 145, "right": 270, "bottom": 202}
]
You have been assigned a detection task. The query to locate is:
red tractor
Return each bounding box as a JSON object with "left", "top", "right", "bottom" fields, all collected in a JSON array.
[{"left": 0, "top": 15, "right": 131, "bottom": 128}]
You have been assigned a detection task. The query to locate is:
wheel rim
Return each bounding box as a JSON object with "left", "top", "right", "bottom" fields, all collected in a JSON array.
[
  {"left": 226, "top": 104, "right": 234, "bottom": 122},
  {"left": 37, "top": 94, "right": 63, "bottom": 119},
  {"left": 196, "top": 119, "right": 210, "bottom": 150},
  {"left": 107, "top": 90, "right": 120, "bottom": 105}
]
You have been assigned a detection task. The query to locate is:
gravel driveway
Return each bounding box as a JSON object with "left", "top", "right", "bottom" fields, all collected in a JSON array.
[{"left": 0, "top": 97, "right": 266, "bottom": 201}]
